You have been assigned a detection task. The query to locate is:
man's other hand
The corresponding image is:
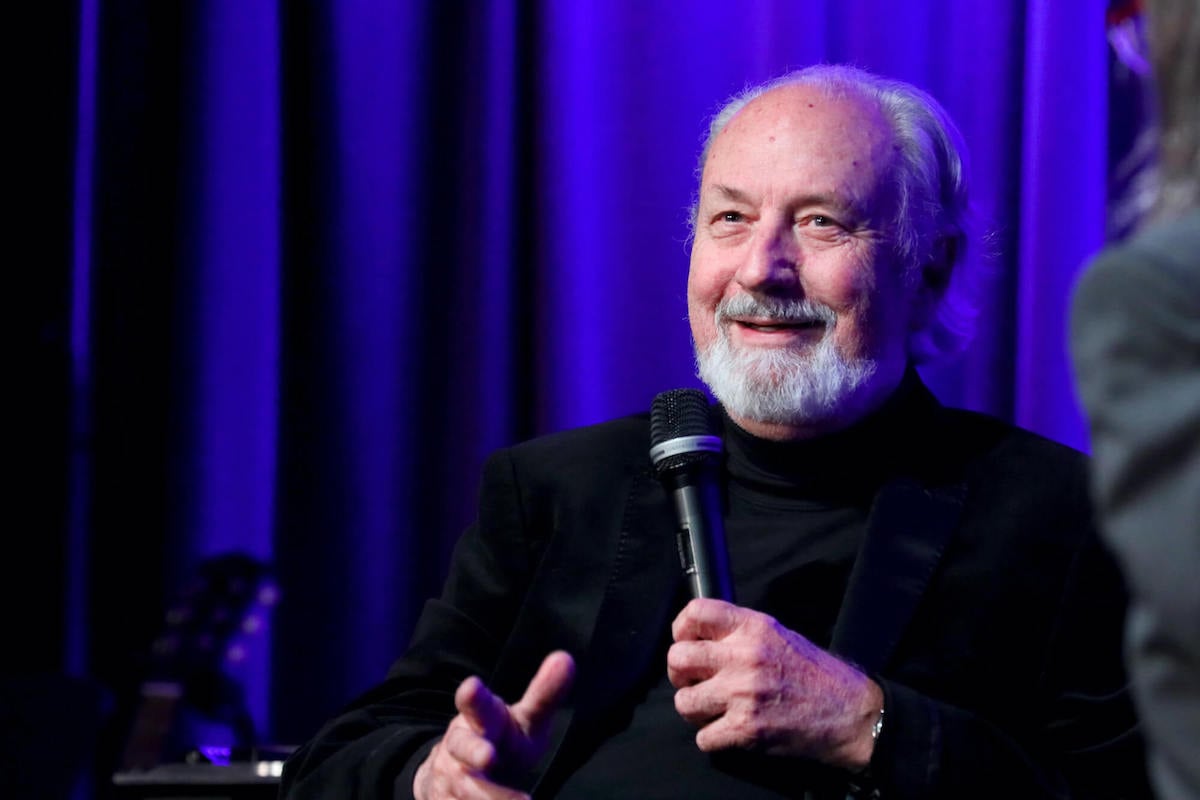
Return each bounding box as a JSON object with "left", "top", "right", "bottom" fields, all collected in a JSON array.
[
  {"left": 668, "top": 598, "right": 881, "bottom": 770},
  {"left": 413, "top": 650, "right": 575, "bottom": 800}
]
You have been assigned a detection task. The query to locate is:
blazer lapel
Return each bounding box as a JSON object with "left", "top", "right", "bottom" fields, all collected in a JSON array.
[
  {"left": 571, "top": 466, "right": 683, "bottom": 714},
  {"left": 531, "top": 466, "right": 682, "bottom": 795},
  {"left": 830, "top": 477, "right": 965, "bottom": 673}
]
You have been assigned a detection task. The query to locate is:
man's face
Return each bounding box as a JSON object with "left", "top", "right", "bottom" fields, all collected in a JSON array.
[{"left": 688, "top": 84, "right": 928, "bottom": 439}]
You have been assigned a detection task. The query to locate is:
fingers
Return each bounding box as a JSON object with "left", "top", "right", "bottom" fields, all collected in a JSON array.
[
  {"left": 455, "top": 675, "right": 513, "bottom": 743},
  {"left": 442, "top": 718, "right": 498, "bottom": 772},
  {"left": 418, "top": 656, "right": 575, "bottom": 800},
  {"left": 416, "top": 721, "right": 532, "bottom": 800},
  {"left": 510, "top": 650, "right": 575, "bottom": 731},
  {"left": 671, "top": 598, "right": 742, "bottom": 642},
  {"left": 418, "top": 744, "right": 532, "bottom": 800},
  {"left": 693, "top": 715, "right": 743, "bottom": 753},
  {"left": 667, "top": 620, "right": 885, "bottom": 765},
  {"left": 673, "top": 681, "right": 726, "bottom": 726},
  {"left": 666, "top": 640, "right": 720, "bottom": 688}
]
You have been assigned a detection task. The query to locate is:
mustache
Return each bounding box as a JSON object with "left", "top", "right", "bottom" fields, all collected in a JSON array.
[{"left": 714, "top": 294, "right": 837, "bottom": 325}]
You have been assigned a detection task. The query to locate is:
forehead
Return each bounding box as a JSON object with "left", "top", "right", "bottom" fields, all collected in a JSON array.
[{"left": 701, "top": 84, "right": 898, "bottom": 211}]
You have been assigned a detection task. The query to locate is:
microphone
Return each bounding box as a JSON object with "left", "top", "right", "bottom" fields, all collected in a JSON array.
[{"left": 649, "top": 389, "right": 734, "bottom": 602}]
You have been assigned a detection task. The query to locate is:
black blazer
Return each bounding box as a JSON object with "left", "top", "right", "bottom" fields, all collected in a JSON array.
[{"left": 281, "top": 384, "right": 1147, "bottom": 799}]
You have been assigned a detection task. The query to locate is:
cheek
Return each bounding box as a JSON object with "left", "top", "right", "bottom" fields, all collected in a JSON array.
[
  {"left": 810, "top": 248, "right": 877, "bottom": 304},
  {"left": 687, "top": 245, "right": 723, "bottom": 300},
  {"left": 687, "top": 255, "right": 725, "bottom": 347},
  {"left": 686, "top": 280, "right": 717, "bottom": 348},
  {"left": 808, "top": 257, "right": 882, "bottom": 351},
  {"left": 832, "top": 281, "right": 914, "bottom": 359},
  {"left": 807, "top": 272, "right": 872, "bottom": 342}
]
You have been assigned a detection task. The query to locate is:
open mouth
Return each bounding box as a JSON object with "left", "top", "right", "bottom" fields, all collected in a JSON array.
[{"left": 735, "top": 319, "right": 827, "bottom": 333}]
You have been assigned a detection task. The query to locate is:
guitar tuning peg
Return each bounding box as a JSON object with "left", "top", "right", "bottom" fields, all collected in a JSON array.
[{"left": 258, "top": 584, "right": 279, "bottom": 606}]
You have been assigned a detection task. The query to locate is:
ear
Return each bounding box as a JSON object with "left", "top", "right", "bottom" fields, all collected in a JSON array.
[{"left": 909, "top": 234, "right": 957, "bottom": 332}]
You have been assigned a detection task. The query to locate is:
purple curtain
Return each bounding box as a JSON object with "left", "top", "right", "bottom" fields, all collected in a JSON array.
[{"left": 20, "top": 0, "right": 1118, "bottom": 781}]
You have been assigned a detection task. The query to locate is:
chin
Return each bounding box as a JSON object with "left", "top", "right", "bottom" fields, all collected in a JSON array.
[{"left": 695, "top": 334, "right": 878, "bottom": 428}]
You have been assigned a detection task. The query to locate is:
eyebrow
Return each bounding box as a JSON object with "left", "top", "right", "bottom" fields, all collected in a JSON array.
[
  {"left": 708, "top": 184, "right": 755, "bottom": 205},
  {"left": 705, "top": 183, "right": 854, "bottom": 214}
]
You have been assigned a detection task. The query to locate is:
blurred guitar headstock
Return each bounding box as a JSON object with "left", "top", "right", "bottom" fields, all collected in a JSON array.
[{"left": 121, "top": 552, "right": 279, "bottom": 771}]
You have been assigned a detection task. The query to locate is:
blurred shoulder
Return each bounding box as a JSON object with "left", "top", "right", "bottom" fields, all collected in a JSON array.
[{"left": 1075, "top": 209, "right": 1200, "bottom": 307}]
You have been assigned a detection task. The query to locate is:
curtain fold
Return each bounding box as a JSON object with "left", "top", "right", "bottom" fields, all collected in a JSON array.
[
  {"left": 170, "top": 0, "right": 281, "bottom": 730},
  {"left": 1017, "top": 1, "right": 1109, "bottom": 451}
]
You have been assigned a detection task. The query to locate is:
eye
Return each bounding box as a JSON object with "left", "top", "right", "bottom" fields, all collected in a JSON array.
[
  {"left": 799, "top": 213, "right": 851, "bottom": 234},
  {"left": 705, "top": 208, "right": 751, "bottom": 239},
  {"left": 803, "top": 214, "right": 842, "bottom": 228}
]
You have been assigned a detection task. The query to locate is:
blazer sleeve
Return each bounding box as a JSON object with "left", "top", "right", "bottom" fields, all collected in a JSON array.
[
  {"left": 872, "top": 523, "right": 1148, "bottom": 799},
  {"left": 851, "top": 423, "right": 1149, "bottom": 799},
  {"left": 279, "top": 447, "right": 543, "bottom": 800}
]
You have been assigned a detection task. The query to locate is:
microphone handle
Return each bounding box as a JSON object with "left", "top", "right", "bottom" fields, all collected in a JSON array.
[{"left": 670, "top": 472, "right": 734, "bottom": 601}]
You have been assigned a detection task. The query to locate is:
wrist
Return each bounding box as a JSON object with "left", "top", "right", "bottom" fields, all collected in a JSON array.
[
  {"left": 864, "top": 704, "right": 884, "bottom": 758},
  {"left": 846, "top": 703, "right": 884, "bottom": 799},
  {"left": 843, "top": 678, "right": 885, "bottom": 772}
]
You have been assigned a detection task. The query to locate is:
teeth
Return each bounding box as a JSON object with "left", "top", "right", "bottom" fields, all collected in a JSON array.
[{"left": 742, "top": 320, "right": 822, "bottom": 331}]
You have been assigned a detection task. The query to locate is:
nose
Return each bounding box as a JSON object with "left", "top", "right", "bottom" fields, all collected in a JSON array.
[{"left": 734, "top": 217, "right": 801, "bottom": 294}]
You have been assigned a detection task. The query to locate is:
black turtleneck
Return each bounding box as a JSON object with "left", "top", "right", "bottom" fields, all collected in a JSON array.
[
  {"left": 553, "top": 370, "right": 935, "bottom": 799},
  {"left": 719, "top": 367, "right": 930, "bottom": 644},
  {"left": 721, "top": 366, "right": 929, "bottom": 504}
]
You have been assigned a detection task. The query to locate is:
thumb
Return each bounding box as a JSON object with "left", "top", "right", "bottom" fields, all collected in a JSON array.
[{"left": 510, "top": 651, "right": 575, "bottom": 734}]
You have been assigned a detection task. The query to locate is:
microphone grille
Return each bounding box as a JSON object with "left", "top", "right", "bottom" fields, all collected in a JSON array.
[
  {"left": 650, "top": 389, "right": 712, "bottom": 446},
  {"left": 649, "top": 389, "right": 721, "bottom": 476}
]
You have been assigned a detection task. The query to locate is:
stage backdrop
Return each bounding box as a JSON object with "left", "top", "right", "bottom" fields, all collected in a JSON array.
[{"left": 21, "top": 0, "right": 1130, "bottom": 769}]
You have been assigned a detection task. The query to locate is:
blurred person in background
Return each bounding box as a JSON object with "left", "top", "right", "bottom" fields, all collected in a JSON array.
[{"left": 1070, "top": 1, "right": 1200, "bottom": 798}]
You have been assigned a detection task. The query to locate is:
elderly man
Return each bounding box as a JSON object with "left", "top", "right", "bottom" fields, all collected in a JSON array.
[{"left": 282, "top": 65, "right": 1148, "bottom": 799}]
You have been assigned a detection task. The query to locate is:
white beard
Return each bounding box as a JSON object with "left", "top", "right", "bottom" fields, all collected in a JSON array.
[{"left": 694, "top": 295, "right": 877, "bottom": 428}]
